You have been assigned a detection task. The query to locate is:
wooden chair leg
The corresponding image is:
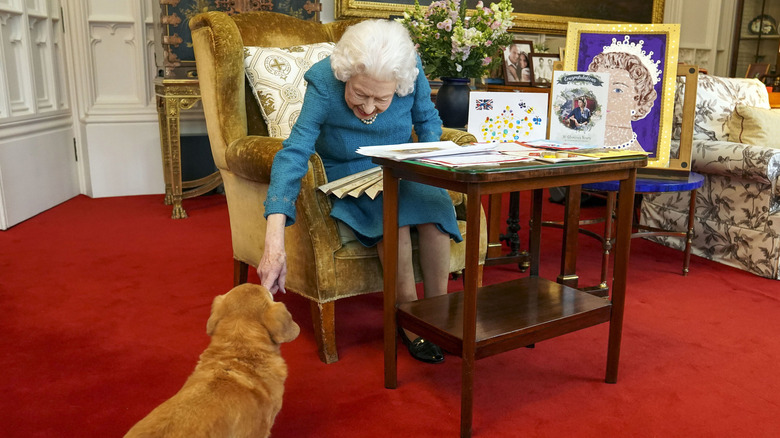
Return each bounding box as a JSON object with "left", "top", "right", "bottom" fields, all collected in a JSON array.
[
  {"left": 233, "top": 259, "right": 248, "bottom": 286},
  {"left": 310, "top": 300, "right": 338, "bottom": 364},
  {"left": 682, "top": 188, "right": 698, "bottom": 276}
]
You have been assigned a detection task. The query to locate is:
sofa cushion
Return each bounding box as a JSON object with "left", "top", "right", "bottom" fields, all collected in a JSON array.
[
  {"left": 672, "top": 74, "right": 770, "bottom": 142},
  {"left": 725, "top": 104, "right": 780, "bottom": 148},
  {"left": 243, "top": 43, "right": 335, "bottom": 138}
]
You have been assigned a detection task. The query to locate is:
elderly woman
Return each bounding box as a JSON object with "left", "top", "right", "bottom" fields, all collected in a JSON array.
[{"left": 258, "top": 19, "right": 459, "bottom": 364}]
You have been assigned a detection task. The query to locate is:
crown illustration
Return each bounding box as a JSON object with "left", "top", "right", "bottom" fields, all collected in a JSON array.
[{"left": 601, "top": 35, "right": 662, "bottom": 85}]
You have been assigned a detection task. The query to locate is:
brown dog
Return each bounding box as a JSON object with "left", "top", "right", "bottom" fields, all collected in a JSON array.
[{"left": 124, "top": 283, "right": 300, "bottom": 438}]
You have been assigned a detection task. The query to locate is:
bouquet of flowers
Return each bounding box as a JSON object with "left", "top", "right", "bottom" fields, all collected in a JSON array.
[{"left": 398, "top": 0, "right": 514, "bottom": 79}]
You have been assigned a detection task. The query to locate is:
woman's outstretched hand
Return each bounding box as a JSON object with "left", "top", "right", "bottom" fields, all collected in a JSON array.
[{"left": 257, "top": 214, "right": 288, "bottom": 294}]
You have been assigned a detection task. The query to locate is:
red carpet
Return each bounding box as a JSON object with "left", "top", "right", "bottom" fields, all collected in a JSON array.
[{"left": 1, "top": 193, "right": 779, "bottom": 437}]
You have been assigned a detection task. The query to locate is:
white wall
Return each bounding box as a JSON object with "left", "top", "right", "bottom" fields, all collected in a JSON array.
[
  {"left": 64, "top": 0, "right": 164, "bottom": 198},
  {"left": 0, "top": 0, "right": 79, "bottom": 230},
  {"left": 665, "top": 0, "right": 737, "bottom": 76}
]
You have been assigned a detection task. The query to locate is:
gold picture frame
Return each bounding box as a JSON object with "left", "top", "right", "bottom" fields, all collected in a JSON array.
[
  {"left": 335, "top": 0, "right": 665, "bottom": 34},
  {"left": 563, "top": 22, "right": 680, "bottom": 169}
]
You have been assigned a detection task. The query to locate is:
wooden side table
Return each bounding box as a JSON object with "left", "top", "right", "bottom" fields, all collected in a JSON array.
[
  {"left": 377, "top": 156, "right": 646, "bottom": 438},
  {"left": 154, "top": 78, "right": 222, "bottom": 219}
]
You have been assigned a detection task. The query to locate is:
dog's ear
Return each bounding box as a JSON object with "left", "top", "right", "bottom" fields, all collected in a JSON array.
[
  {"left": 264, "top": 301, "right": 300, "bottom": 344},
  {"left": 206, "top": 294, "right": 226, "bottom": 336}
]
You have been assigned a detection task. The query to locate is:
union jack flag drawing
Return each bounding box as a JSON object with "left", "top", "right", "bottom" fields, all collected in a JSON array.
[{"left": 475, "top": 99, "right": 493, "bottom": 110}]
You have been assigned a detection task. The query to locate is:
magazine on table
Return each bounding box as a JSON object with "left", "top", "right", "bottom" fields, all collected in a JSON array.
[
  {"left": 503, "top": 139, "right": 648, "bottom": 162},
  {"left": 498, "top": 141, "right": 600, "bottom": 163},
  {"left": 355, "top": 141, "right": 497, "bottom": 161}
]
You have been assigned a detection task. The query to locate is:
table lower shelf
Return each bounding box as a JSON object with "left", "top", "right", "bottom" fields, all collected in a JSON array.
[{"left": 397, "top": 277, "right": 612, "bottom": 360}]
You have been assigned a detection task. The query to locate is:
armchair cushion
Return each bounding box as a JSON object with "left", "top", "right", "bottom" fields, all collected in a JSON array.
[
  {"left": 243, "top": 43, "right": 335, "bottom": 138},
  {"left": 672, "top": 74, "right": 769, "bottom": 142},
  {"left": 725, "top": 104, "right": 780, "bottom": 148}
]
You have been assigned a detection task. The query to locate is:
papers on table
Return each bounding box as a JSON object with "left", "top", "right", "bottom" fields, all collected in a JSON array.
[
  {"left": 355, "top": 141, "right": 497, "bottom": 161},
  {"left": 519, "top": 140, "right": 648, "bottom": 163},
  {"left": 496, "top": 141, "right": 599, "bottom": 163},
  {"left": 419, "top": 152, "right": 533, "bottom": 168},
  {"left": 321, "top": 139, "right": 648, "bottom": 199}
]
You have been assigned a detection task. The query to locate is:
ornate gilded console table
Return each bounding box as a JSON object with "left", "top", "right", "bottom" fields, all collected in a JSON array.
[{"left": 154, "top": 78, "right": 222, "bottom": 219}]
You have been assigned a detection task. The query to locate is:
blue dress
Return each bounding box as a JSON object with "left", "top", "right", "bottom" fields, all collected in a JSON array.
[{"left": 263, "top": 57, "right": 463, "bottom": 247}]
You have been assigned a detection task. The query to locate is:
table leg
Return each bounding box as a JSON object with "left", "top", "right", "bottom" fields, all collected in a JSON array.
[
  {"left": 499, "top": 192, "right": 522, "bottom": 257},
  {"left": 485, "top": 192, "right": 529, "bottom": 270},
  {"left": 529, "top": 189, "right": 543, "bottom": 277},
  {"left": 159, "top": 95, "right": 187, "bottom": 219},
  {"left": 600, "top": 192, "right": 617, "bottom": 288},
  {"left": 683, "top": 189, "right": 697, "bottom": 276},
  {"left": 156, "top": 95, "right": 173, "bottom": 206},
  {"left": 382, "top": 169, "right": 399, "bottom": 390},
  {"left": 460, "top": 185, "right": 482, "bottom": 438},
  {"left": 606, "top": 170, "right": 637, "bottom": 384},
  {"left": 487, "top": 194, "right": 503, "bottom": 260},
  {"left": 559, "top": 185, "right": 582, "bottom": 288}
]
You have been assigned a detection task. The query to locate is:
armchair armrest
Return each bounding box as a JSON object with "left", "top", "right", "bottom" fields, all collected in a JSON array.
[
  {"left": 225, "top": 136, "right": 284, "bottom": 183},
  {"left": 442, "top": 127, "right": 477, "bottom": 145},
  {"left": 691, "top": 140, "right": 780, "bottom": 187},
  {"left": 226, "top": 134, "right": 342, "bottom": 265}
]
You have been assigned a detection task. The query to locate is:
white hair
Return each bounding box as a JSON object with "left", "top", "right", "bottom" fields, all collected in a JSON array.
[{"left": 331, "top": 19, "right": 419, "bottom": 96}]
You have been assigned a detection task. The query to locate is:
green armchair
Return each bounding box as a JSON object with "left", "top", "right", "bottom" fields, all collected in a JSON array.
[{"left": 190, "top": 11, "right": 486, "bottom": 363}]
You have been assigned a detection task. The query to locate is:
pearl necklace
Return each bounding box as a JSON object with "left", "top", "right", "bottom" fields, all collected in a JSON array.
[
  {"left": 605, "top": 132, "right": 637, "bottom": 150},
  {"left": 360, "top": 114, "right": 378, "bottom": 125}
]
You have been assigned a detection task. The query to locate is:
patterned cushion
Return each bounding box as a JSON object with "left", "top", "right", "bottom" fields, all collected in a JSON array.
[
  {"left": 243, "top": 43, "right": 335, "bottom": 138},
  {"left": 725, "top": 104, "right": 780, "bottom": 148},
  {"left": 672, "top": 74, "right": 770, "bottom": 142}
]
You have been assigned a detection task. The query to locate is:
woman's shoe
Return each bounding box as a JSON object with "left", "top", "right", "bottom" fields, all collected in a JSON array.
[{"left": 397, "top": 327, "right": 444, "bottom": 364}]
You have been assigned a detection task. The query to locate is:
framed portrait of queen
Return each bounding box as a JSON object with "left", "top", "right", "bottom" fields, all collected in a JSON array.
[{"left": 563, "top": 23, "right": 680, "bottom": 169}]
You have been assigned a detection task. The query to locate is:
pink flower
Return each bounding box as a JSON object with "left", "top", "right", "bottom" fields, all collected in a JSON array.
[
  {"left": 476, "top": 1, "right": 484, "bottom": 7},
  {"left": 436, "top": 18, "right": 452, "bottom": 32},
  {"left": 482, "top": 57, "right": 492, "bottom": 66}
]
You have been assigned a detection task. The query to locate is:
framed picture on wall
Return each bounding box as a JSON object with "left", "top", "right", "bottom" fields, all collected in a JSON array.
[
  {"left": 336, "top": 0, "right": 664, "bottom": 33},
  {"left": 746, "top": 62, "right": 770, "bottom": 79},
  {"left": 530, "top": 53, "right": 560, "bottom": 87},
  {"left": 503, "top": 40, "right": 534, "bottom": 86},
  {"left": 157, "top": 0, "right": 321, "bottom": 79},
  {"left": 564, "top": 22, "right": 681, "bottom": 169}
]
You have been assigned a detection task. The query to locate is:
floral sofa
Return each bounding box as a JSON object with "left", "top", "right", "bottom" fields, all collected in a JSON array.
[{"left": 641, "top": 74, "right": 780, "bottom": 279}]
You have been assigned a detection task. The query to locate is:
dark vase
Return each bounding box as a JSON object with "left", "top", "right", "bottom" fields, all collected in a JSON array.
[{"left": 435, "top": 77, "right": 471, "bottom": 128}]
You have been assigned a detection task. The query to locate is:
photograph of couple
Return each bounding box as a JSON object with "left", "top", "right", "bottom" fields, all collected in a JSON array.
[{"left": 503, "top": 40, "right": 533, "bottom": 85}]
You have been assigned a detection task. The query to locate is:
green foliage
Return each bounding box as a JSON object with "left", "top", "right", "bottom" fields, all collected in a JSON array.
[{"left": 397, "top": 0, "right": 514, "bottom": 79}]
